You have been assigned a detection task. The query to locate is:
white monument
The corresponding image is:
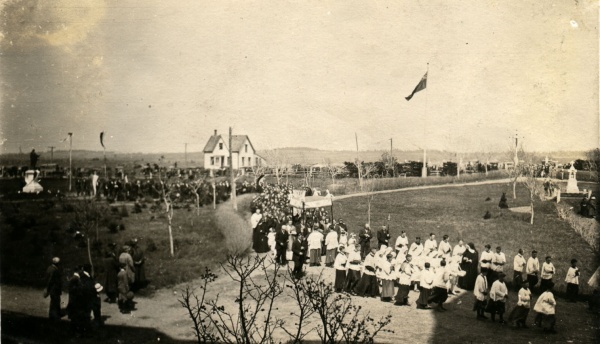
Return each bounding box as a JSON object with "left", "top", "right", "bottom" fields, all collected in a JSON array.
[
  {"left": 22, "top": 170, "right": 44, "bottom": 193},
  {"left": 565, "top": 163, "right": 580, "bottom": 194}
]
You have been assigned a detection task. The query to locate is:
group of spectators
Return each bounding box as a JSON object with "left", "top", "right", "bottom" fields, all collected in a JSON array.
[
  {"left": 44, "top": 238, "right": 148, "bottom": 336},
  {"left": 580, "top": 196, "right": 597, "bottom": 218}
]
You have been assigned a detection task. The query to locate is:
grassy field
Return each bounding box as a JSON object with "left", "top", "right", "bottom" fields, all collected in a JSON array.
[
  {"left": 337, "top": 182, "right": 598, "bottom": 294},
  {"left": 0, "top": 198, "right": 228, "bottom": 291}
]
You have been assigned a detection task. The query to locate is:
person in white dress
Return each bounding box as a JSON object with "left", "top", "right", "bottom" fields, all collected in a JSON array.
[{"left": 533, "top": 281, "right": 557, "bottom": 333}]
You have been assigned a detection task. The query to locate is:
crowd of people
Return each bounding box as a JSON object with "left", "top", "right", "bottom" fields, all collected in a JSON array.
[
  {"left": 247, "top": 185, "right": 598, "bottom": 335},
  {"left": 44, "top": 238, "right": 148, "bottom": 336}
]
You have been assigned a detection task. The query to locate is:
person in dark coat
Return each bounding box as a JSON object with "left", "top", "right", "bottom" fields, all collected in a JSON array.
[
  {"left": 44, "top": 257, "right": 63, "bottom": 321},
  {"left": 103, "top": 248, "right": 119, "bottom": 303},
  {"left": 292, "top": 234, "right": 307, "bottom": 279},
  {"left": 580, "top": 197, "right": 589, "bottom": 216},
  {"left": 117, "top": 263, "right": 131, "bottom": 313},
  {"left": 131, "top": 238, "right": 147, "bottom": 291},
  {"left": 92, "top": 283, "right": 103, "bottom": 327},
  {"left": 30, "top": 149, "right": 40, "bottom": 170},
  {"left": 358, "top": 224, "right": 372, "bottom": 260},
  {"left": 79, "top": 265, "right": 96, "bottom": 330},
  {"left": 275, "top": 225, "right": 289, "bottom": 265},
  {"left": 498, "top": 192, "right": 509, "bottom": 209},
  {"left": 67, "top": 272, "right": 83, "bottom": 332},
  {"left": 459, "top": 243, "right": 479, "bottom": 290},
  {"left": 377, "top": 225, "right": 391, "bottom": 249}
]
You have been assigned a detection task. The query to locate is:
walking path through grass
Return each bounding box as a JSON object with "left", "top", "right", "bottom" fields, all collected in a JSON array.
[{"left": 334, "top": 178, "right": 514, "bottom": 200}]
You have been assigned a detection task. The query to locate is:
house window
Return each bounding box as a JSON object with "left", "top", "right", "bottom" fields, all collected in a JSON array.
[
  {"left": 256, "top": 157, "right": 259, "bottom": 166},
  {"left": 219, "top": 143, "right": 223, "bottom": 150},
  {"left": 245, "top": 144, "right": 248, "bottom": 153},
  {"left": 242, "top": 157, "right": 245, "bottom": 166},
  {"left": 210, "top": 157, "right": 214, "bottom": 165}
]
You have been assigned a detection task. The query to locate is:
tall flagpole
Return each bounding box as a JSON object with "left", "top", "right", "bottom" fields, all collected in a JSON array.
[
  {"left": 422, "top": 62, "right": 429, "bottom": 178},
  {"left": 68, "top": 133, "right": 73, "bottom": 192}
]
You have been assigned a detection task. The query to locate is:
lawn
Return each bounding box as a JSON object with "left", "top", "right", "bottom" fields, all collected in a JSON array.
[{"left": 0, "top": 197, "right": 227, "bottom": 291}]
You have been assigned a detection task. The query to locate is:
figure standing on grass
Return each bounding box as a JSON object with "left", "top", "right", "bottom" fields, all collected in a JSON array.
[
  {"left": 540, "top": 256, "right": 555, "bottom": 292},
  {"left": 474, "top": 269, "right": 489, "bottom": 320},
  {"left": 459, "top": 243, "right": 478, "bottom": 291},
  {"left": 508, "top": 281, "right": 531, "bottom": 328},
  {"left": 565, "top": 259, "right": 580, "bottom": 302},
  {"left": 30, "top": 149, "right": 40, "bottom": 170},
  {"left": 358, "top": 224, "right": 372, "bottom": 260},
  {"left": 512, "top": 249, "right": 526, "bottom": 292},
  {"left": 526, "top": 250, "right": 540, "bottom": 292},
  {"left": 533, "top": 281, "right": 557, "bottom": 334},
  {"left": 377, "top": 225, "right": 390, "bottom": 249},
  {"left": 44, "top": 257, "right": 62, "bottom": 321},
  {"left": 131, "top": 239, "right": 146, "bottom": 291},
  {"left": 486, "top": 272, "right": 508, "bottom": 323}
]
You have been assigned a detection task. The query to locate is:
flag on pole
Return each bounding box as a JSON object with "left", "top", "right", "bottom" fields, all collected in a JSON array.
[
  {"left": 60, "top": 133, "right": 73, "bottom": 142},
  {"left": 100, "top": 132, "right": 105, "bottom": 148},
  {"left": 405, "top": 72, "right": 427, "bottom": 101}
]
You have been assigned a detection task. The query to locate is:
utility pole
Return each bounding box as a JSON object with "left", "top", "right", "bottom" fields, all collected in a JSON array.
[
  {"left": 389, "top": 138, "right": 394, "bottom": 177},
  {"left": 47, "top": 146, "right": 55, "bottom": 162},
  {"left": 184, "top": 143, "right": 188, "bottom": 165},
  {"left": 229, "top": 127, "right": 237, "bottom": 210}
]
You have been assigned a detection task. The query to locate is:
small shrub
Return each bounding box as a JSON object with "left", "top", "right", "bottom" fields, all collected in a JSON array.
[
  {"left": 61, "top": 203, "right": 75, "bottom": 213},
  {"left": 119, "top": 223, "right": 126, "bottom": 231},
  {"left": 146, "top": 238, "right": 157, "bottom": 252},
  {"left": 133, "top": 203, "right": 143, "bottom": 213},
  {"left": 108, "top": 222, "right": 119, "bottom": 233},
  {"left": 120, "top": 205, "right": 129, "bottom": 217}
]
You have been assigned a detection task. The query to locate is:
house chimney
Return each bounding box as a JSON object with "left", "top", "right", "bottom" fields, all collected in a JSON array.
[{"left": 214, "top": 129, "right": 217, "bottom": 136}]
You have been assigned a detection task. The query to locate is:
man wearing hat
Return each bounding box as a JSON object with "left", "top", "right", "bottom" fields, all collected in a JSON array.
[
  {"left": 292, "top": 234, "right": 307, "bottom": 279},
  {"left": 44, "top": 257, "right": 63, "bottom": 321},
  {"left": 92, "top": 283, "right": 103, "bottom": 327},
  {"left": 377, "top": 225, "right": 391, "bottom": 249}
]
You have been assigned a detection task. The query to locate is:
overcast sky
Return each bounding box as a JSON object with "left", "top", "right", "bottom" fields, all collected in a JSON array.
[{"left": 1, "top": 0, "right": 598, "bottom": 154}]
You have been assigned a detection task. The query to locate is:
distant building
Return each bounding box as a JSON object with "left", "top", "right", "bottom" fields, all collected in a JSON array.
[{"left": 203, "top": 130, "right": 265, "bottom": 170}]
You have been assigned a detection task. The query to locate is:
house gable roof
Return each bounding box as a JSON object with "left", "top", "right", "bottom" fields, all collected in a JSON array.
[
  {"left": 203, "top": 135, "right": 226, "bottom": 153},
  {"left": 203, "top": 134, "right": 255, "bottom": 153},
  {"left": 230, "top": 135, "right": 255, "bottom": 153}
]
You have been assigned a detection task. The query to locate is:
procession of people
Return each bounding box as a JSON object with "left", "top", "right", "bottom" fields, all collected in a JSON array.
[{"left": 244, "top": 183, "right": 594, "bottom": 335}]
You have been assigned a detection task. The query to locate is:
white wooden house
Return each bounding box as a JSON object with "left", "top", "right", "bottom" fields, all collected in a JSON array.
[{"left": 203, "top": 130, "right": 264, "bottom": 170}]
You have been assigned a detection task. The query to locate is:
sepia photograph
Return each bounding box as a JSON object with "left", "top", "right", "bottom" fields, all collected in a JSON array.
[{"left": 0, "top": 1, "right": 599, "bottom": 343}]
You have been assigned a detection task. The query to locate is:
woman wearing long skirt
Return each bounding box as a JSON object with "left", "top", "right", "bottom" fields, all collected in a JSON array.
[
  {"left": 508, "top": 281, "right": 532, "bottom": 328},
  {"left": 380, "top": 253, "right": 395, "bottom": 301},
  {"left": 395, "top": 255, "right": 413, "bottom": 306},
  {"left": 334, "top": 247, "right": 348, "bottom": 292},
  {"left": 459, "top": 243, "right": 479, "bottom": 290}
]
